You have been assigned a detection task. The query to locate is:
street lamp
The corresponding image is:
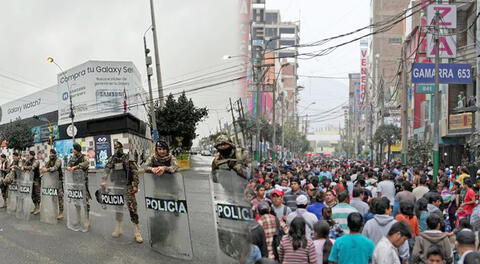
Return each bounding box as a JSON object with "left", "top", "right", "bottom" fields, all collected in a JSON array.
[{"left": 47, "top": 57, "right": 75, "bottom": 143}]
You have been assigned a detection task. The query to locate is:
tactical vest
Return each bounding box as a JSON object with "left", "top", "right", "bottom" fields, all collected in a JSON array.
[
  {"left": 150, "top": 155, "right": 172, "bottom": 167},
  {"left": 47, "top": 157, "right": 63, "bottom": 179},
  {"left": 25, "top": 158, "right": 40, "bottom": 179},
  {"left": 69, "top": 154, "right": 88, "bottom": 172}
]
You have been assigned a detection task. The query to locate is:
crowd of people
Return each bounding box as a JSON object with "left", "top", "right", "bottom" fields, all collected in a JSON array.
[{"left": 245, "top": 158, "right": 480, "bottom": 264}]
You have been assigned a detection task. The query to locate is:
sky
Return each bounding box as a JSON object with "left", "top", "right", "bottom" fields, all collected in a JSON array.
[{"left": 0, "top": 0, "right": 370, "bottom": 139}]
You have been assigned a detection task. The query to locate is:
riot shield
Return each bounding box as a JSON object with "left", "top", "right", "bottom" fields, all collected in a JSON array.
[
  {"left": 16, "top": 171, "right": 34, "bottom": 220},
  {"left": 64, "top": 170, "right": 89, "bottom": 232},
  {"left": 6, "top": 168, "right": 21, "bottom": 215},
  {"left": 7, "top": 183, "right": 18, "bottom": 214},
  {"left": 97, "top": 166, "right": 133, "bottom": 244},
  {"left": 40, "top": 171, "right": 60, "bottom": 224},
  {"left": 210, "top": 169, "right": 252, "bottom": 263},
  {"left": 143, "top": 172, "right": 193, "bottom": 260}
]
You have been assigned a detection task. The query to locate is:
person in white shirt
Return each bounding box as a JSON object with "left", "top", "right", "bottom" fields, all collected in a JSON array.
[
  {"left": 377, "top": 174, "right": 395, "bottom": 205},
  {"left": 412, "top": 176, "right": 430, "bottom": 201},
  {"left": 372, "top": 221, "right": 412, "bottom": 264},
  {"left": 286, "top": 195, "right": 318, "bottom": 238}
]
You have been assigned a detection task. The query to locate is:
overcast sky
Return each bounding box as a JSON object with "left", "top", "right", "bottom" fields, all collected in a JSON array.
[{"left": 0, "top": 0, "right": 370, "bottom": 138}]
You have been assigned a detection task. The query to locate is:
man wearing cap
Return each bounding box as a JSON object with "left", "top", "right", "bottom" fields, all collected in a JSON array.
[
  {"left": 103, "top": 141, "right": 143, "bottom": 243},
  {"left": 286, "top": 194, "right": 318, "bottom": 238},
  {"left": 40, "top": 149, "right": 64, "bottom": 219},
  {"left": 144, "top": 141, "right": 178, "bottom": 175},
  {"left": 22, "top": 151, "right": 41, "bottom": 215},
  {"left": 211, "top": 134, "right": 246, "bottom": 179},
  {"left": 271, "top": 189, "right": 291, "bottom": 223},
  {"left": 456, "top": 229, "right": 480, "bottom": 264},
  {"left": 66, "top": 143, "right": 91, "bottom": 226}
]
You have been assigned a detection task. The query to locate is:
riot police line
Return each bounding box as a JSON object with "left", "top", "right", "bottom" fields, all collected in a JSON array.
[{"left": 0, "top": 141, "right": 195, "bottom": 260}]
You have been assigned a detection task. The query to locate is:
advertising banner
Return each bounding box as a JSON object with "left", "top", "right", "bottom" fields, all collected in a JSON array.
[
  {"left": 57, "top": 61, "right": 144, "bottom": 126},
  {"left": 54, "top": 139, "right": 74, "bottom": 168},
  {"left": 31, "top": 124, "right": 59, "bottom": 143},
  {"left": 0, "top": 85, "right": 57, "bottom": 125},
  {"left": 449, "top": 113, "right": 473, "bottom": 130},
  {"left": 359, "top": 40, "right": 368, "bottom": 107},
  {"left": 94, "top": 135, "right": 111, "bottom": 169}
]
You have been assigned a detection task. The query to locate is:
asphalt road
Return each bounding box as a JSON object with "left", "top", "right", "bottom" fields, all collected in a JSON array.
[{"left": 0, "top": 155, "right": 217, "bottom": 264}]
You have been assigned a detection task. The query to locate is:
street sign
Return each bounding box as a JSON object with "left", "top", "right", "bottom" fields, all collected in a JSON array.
[
  {"left": 417, "top": 84, "right": 435, "bottom": 94},
  {"left": 411, "top": 63, "right": 472, "bottom": 84}
]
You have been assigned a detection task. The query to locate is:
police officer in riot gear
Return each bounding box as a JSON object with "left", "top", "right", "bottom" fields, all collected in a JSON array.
[
  {"left": 211, "top": 135, "right": 246, "bottom": 179},
  {"left": 0, "top": 154, "right": 9, "bottom": 208},
  {"left": 66, "top": 143, "right": 90, "bottom": 228},
  {"left": 144, "top": 141, "right": 179, "bottom": 175},
  {"left": 40, "top": 149, "right": 63, "bottom": 219},
  {"left": 22, "top": 151, "right": 40, "bottom": 215},
  {"left": 102, "top": 141, "right": 143, "bottom": 243}
]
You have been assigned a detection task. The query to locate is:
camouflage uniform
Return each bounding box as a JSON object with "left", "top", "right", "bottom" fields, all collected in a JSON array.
[
  {"left": 0, "top": 159, "right": 9, "bottom": 204},
  {"left": 67, "top": 153, "right": 90, "bottom": 212},
  {"left": 144, "top": 154, "right": 179, "bottom": 174},
  {"left": 211, "top": 135, "right": 247, "bottom": 180},
  {"left": 23, "top": 158, "right": 41, "bottom": 207},
  {"left": 45, "top": 157, "right": 63, "bottom": 212},
  {"left": 4, "top": 159, "right": 21, "bottom": 184},
  {"left": 104, "top": 152, "right": 140, "bottom": 224}
]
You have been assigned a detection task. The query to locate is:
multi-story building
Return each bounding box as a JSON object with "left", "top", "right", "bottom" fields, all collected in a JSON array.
[
  {"left": 368, "top": 0, "right": 410, "bottom": 153},
  {"left": 405, "top": 0, "right": 478, "bottom": 166}
]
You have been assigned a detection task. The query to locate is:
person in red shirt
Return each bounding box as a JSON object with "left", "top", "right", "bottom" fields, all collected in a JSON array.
[{"left": 459, "top": 177, "right": 476, "bottom": 218}]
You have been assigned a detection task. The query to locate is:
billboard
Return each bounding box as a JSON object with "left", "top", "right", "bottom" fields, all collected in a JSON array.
[
  {"left": 54, "top": 139, "right": 74, "bottom": 168},
  {"left": 0, "top": 85, "right": 57, "bottom": 125},
  {"left": 94, "top": 135, "right": 111, "bottom": 169},
  {"left": 57, "top": 61, "right": 144, "bottom": 126}
]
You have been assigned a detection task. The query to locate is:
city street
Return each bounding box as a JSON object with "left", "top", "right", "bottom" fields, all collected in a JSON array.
[{"left": 0, "top": 155, "right": 216, "bottom": 264}]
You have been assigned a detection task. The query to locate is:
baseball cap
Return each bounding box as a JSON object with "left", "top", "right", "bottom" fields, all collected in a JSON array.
[
  {"left": 271, "top": 189, "right": 284, "bottom": 197},
  {"left": 456, "top": 229, "right": 476, "bottom": 246},
  {"left": 296, "top": 195, "right": 308, "bottom": 205}
]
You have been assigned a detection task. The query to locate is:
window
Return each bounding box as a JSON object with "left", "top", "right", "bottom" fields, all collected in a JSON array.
[
  {"left": 279, "top": 39, "right": 296, "bottom": 46},
  {"left": 266, "top": 40, "right": 277, "bottom": 50},
  {"left": 265, "top": 12, "right": 278, "bottom": 24},
  {"left": 265, "top": 28, "right": 278, "bottom": 38},
  {"left": 279, "top": 27, "right": 295, "bottom": 34},
  {"left": 388, "top": 37, "right": 402, "bottom": 44}
]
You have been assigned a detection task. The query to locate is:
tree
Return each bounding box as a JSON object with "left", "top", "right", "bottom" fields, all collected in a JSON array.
[
  {"left": 0, "top": 119, "right": 34, "bottom": 150},
  {"left": 407, "top": 139, "right": 432, "bottom": 166},
  {"left": 155, "top": 92, "right": 208, "bottom": 150},
  {"left": 373, "top": 124, "right": 401, "bottom": 164}
]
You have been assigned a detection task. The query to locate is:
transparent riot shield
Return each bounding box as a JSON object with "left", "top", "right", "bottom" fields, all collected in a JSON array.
[
  {"left": 16, "top": 171, "right": 34, "bottom": 220},
  {"left": 210, "top": 169, "right": 252, "bottom": 263},
  {"left": 7, "top": 183, "right": 18, "bottom": 215},
  {"left": 98, "top": 166, "right": 133, "bottom": 244},
  {"left": 143, "top": 172, "right": 193, "bottom": 260},
  {"left": 6, "top": 168, "right": 20, "bottom": 215},
  {"left": 65, "top": 170, "right": 89, "bottom": 232},
  {"left": 40, "top": 171, "right": 60, "bottom": 224}
]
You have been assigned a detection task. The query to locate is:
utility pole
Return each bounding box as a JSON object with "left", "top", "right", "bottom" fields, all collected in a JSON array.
[
  {"left": 401, "top": 44, "right": 409, "bottom": 166},
  {"left": 476, "top": 0, "right": 480, "bottom": 132},
  {"left": 149, "top": 0, "right": 164, "bottom": 106},
  {"left": 272, "top": 84, "right": 277, "bottom": 161},
  {"left": 255, "top": 66, "right": 262, "bottom": 162},
  {"left": 143, "top": 36, "right": 159, "bottom": 142},
  {"left": 432, "top": 11, "right": 440, "bottom": 183},
  {"left": 304, "top": 114, "right": 308, "bottom": 135},
  {"left": 236, "top": 99, "right": 247, "bottom": 148},
  {"left": 281, "top": 95, "right": 285, "bottom": 161},
  {"left": 229, "top": 98, "right": 240, "bottom": 145}
]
